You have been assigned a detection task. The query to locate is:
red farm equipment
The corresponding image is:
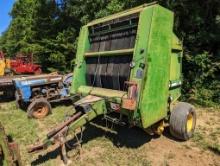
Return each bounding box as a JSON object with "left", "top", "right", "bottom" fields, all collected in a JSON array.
[{"left": 10, "top": 53, "right": 42, "bottom": 75}]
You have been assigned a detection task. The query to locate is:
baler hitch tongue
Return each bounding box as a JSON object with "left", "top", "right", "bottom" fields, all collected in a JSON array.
[
  {"left": 47, "top": 112, "right": 83, "bottom": 139},
  {"left": 27, "top": 111, "right": 83, "bottom": 154},
  {"left": 27, "top": 142, "right": 45, "bottom": 153},
  {"left": 27, "top": 95, "right": 107, "bottom": 164}
]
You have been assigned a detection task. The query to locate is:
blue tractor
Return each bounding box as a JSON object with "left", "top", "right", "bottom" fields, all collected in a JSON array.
[{"left": 13, "top": 73, "right": 73, "bottom": 119}]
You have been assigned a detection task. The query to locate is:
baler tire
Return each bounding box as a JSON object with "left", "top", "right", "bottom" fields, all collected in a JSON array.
[
  {"left": 27, "top": 98, "right": 52, "bottom": 119},
  {"left": 169, "top": 102, "right": 196, "bottom": 141}
]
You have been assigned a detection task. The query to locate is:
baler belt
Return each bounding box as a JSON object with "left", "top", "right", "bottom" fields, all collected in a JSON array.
[
  {"left": 86, "top": 57, "right": 98, "bottom": 86},
  {"left": 86, "top": 55, "right": 132, "bottom": 91},
  {"left": 94, "top": 57, "right": 107, "bottom": 87},
  {"left": 129, "top": 29, "right": 137, "bottom": 47},
  {"left": 90, "top": 36, "right": 100, "bottom": 52},
  {"left": 119, "top": 56, "right": 132, "bottom": 90},
  {"left": 109, "top": 56, "right": 120, "bottom": 90},
  {"left": 100, "top": 57, "right": 108, "bottom": 88},
  {"left": 89, "top": 13, "right": 139, "bottom": 52},
  {"left": 90, "top": 29, "right": 137, "bottom": 52}
]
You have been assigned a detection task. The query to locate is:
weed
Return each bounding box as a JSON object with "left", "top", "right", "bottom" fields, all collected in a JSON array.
[
  {"left": 167, "top": 152, "right": 175, "bottom": 159},
  {"left": 0, "top": 102, "right": 72, "bottom": 165},
  {"left": 192, "top": 128, "right": 220, "bottom": 156},
  {"left": 0, "top": 102, "right": 219, "bottom": 165},
  {"left": 208, "top": 144, "right": 220, "bottom": 155}
]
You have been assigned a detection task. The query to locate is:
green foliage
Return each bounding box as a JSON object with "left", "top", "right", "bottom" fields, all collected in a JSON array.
[
  {"left": 0, "top": 0, "right": 219, "bottom": 105},
  {"left": 182, "top": 52, "right": 220, "bottom": 106},
  {"left": 0, "top": 102, "right": 74, "bottom": 165}
]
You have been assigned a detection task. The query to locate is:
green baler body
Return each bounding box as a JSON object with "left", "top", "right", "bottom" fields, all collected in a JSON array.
[{"left": 71, "top": 4, "right": 182, "bottom": 129}]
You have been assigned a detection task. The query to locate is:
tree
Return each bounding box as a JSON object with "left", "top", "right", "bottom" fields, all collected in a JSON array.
[{"left": 0, "top": 0, "right": 219, "bottom": 105}]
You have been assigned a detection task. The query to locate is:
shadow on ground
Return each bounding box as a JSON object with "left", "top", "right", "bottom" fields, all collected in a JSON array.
[{"left": 30, "top": 116, "right": 180, "bottom": 165}]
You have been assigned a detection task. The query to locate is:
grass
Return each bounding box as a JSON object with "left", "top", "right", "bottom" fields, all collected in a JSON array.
[
  {"left": 1, "top": 101, "right": 219, "bottom": 165},
  {"left": 0, "top": 101, "right": 73, "bottom": 165},
  {"left": 193, "top": 131, "right": 220, "bottom": 155},
  {"left": 0, "top": 102, "right": 153, "bottom": 166},
  {"left": 191, "top": 108, "right": 220, "bottom": 155},
  {"left": 208, "top": 144, "right": 220, "bottom": 155}
]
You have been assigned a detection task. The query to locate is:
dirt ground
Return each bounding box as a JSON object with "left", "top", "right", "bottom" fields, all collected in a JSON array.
[
  {"left": 70, "top": 107, "right": 220, "bottom": 166},
  {"left": 0, "top": 102, "right": 219, "bottom": 166}
]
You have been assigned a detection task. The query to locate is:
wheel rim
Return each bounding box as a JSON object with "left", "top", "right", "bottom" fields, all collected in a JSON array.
[
  {"left": 32, "top": 104, "right": 49, "bottom": 119},
  {"left": 187, "top": 113, "right": 193, "bottom": 132}
]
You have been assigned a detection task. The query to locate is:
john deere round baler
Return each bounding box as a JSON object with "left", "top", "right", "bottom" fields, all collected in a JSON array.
[{"left": 28, "top": 3, "right": 196, "bottom": 164}]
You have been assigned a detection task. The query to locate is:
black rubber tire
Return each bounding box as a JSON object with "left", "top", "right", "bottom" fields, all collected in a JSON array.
[
  {"left": 169, "top": 102, "right": 196, "bottom": 140},
  {"left": 27, "top": 98, "right": 52, "bottom": 119}
]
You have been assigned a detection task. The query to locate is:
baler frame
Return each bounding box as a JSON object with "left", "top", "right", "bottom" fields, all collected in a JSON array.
[{"left": 28, "top": 3, "right": 196, "bottom": 164}]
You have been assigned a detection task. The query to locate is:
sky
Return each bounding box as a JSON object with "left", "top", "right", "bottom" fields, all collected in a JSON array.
[{"left": 0, "top": 0, "right": 15, "bottom": 35}]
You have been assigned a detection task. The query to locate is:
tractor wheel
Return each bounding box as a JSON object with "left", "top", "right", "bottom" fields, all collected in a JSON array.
[
  {"left": 27, "top": 98, "right": 51, "bottom": 119},
  {"left": 169, "top": 102, "right": 196, "bottom": 140}
]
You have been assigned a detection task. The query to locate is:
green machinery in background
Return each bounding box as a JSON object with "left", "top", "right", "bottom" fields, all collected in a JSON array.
[
  {"left": 0, "top": 123, "right": 21, "bottom": 166},
  {"left": 28, "top": 3, "right": 196, "bottom": 164}
]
